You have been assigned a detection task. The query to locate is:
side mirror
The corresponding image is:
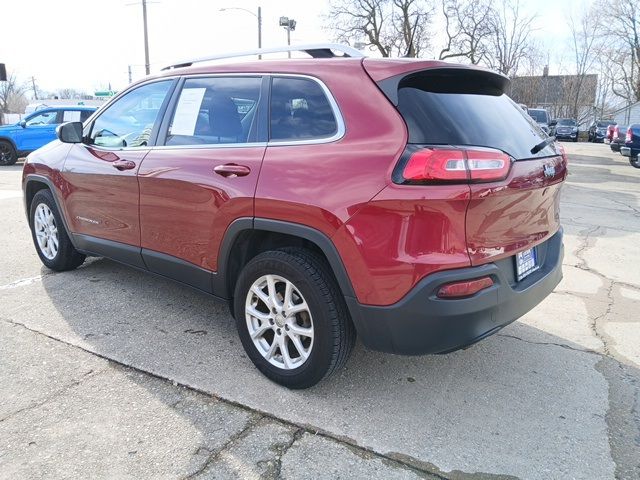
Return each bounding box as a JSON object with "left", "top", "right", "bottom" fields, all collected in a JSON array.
[
  {"left": 549, "top": 120, "right": 557, "bottom": 127},
  {"left": 19, "top": 120, "right": 26, "bottom": 128},
  {"left": 56, "top": 122, "right": 83, "bottom": 143}
]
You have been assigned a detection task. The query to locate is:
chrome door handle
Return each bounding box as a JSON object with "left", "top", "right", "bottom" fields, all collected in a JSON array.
[
  {"left": 214, "top": 164, "right": 251, "bottom": 178},
  {"left": 112, "top": 160, "right": 136, "bottom": 171}
]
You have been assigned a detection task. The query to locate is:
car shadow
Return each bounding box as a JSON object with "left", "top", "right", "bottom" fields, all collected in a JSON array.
[{"left": 34, "top": 255, "right": 639, "bottom": 478}]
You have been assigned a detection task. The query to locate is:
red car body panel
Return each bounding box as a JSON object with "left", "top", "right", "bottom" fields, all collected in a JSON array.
[
  {"left": 61, "top": 145, "right": 147, "bottom": 246},
  {"left": 138, "top": 146, "right": 266, "bottom": 271},
  {"left": 255, "top": 61, "right": 406, "bottom": 238},
  {"left": 466, "top": 155, "right": 566, "bottom": 266},
  {"left": 334, "top": 183, "right": 471, "bottom": 305}
]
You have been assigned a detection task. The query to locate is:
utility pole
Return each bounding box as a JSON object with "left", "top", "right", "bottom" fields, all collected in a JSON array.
[
  {"left": 258, "top": 6, "right": 262, "bottom": 59},
  {"left": 128, "top": 65, "right": 133, "bottom": 84},
  {"left": 142, "top": 0, "right": 150, "bottom": 75},
  {"left": 31, "top": 76, "right": 38, "bottom": 100}
]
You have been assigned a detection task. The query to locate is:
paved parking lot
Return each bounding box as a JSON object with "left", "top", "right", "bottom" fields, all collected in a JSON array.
[{"left": 1, "top": 142, "right": 639, "bottom": 479}]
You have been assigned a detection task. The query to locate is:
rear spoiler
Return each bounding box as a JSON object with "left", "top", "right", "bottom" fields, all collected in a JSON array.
[{"left": 376, "top": 67, "right": 511, "bottom": 106}]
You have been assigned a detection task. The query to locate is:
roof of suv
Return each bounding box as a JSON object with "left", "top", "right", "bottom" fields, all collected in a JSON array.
[{"left": 149, "top": 57, "right": 499, "bottom": 84}]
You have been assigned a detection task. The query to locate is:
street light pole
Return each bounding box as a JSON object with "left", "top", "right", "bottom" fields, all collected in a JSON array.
[
  {"left": 142, "top": 0, "right": 150, "bottom": 75},
  {"left": 219, "top": 7, "right": 262, "bottom": 58},
  {"left": 258, "top": 6, "right": 262, "bottom": 51}
]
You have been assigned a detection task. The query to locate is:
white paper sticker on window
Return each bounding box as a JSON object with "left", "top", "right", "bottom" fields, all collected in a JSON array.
[
  {"left": 63, "top": 110, "right": 81, "bottom": 122},
  {"left": 171, "top": 88, "right": 206, "bottom": 136}
]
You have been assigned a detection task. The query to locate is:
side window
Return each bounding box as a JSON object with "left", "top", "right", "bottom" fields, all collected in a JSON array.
[
  {"left": 269, "top": 77, "right": 338, "bottom": 141},
  {"left": 89, "top": 81, "right": 172, "bottom": 149},
  {"left": 25, "top": 111, "right": 59, "bottom": 126},
  {"left": 165, "top": 76, "right": 262, "bottom": 146},
  {"left": 80, "top": 110, "right": 93, "bottom": 122},
  {"left": 62, "top": 110, "right": 82, "bottom": 122}
]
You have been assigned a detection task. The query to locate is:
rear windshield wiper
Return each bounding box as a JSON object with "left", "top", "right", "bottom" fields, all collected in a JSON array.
[{"left": 530, "top": 136, "right": 556, "bottom": 154}]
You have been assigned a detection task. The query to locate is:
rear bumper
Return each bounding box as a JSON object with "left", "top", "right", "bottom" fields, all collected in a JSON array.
[
  {"left": 621, "top": 147, "right": 631, "bottom": 157},
  {"left": 347, "top": 229, "right": 564, "bottom": 355}
]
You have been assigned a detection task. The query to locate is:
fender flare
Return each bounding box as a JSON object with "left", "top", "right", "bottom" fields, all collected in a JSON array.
[
  {"left": 23, "top": 174, "right": 77, "bottom": 248},
  {"left": 213, "top": 217, "right": 357, "bottom": 301}
]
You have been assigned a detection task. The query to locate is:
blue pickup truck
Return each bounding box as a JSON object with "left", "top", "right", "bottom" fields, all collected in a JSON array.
[
  {"left": 0, "top": 106, "right": 97, "bottom": 166},
  {"left": 620, "top": 124, "right": 640, "bottom": 168}
]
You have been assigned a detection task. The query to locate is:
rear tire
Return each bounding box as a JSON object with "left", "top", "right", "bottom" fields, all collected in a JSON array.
[
  {"left": 630, "top": 157, "right": 640, "bottom": 169},
  {"left": 29, "top": 189, "right": 85, "bottom": 271},
  {"left": 233, "top": 248, "right": 355, "bottom": 389},
  {"left": 0, "top": 140, "right": 17, "bottom": 166}
]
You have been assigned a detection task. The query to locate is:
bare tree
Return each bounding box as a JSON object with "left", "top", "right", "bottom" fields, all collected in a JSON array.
[
  {"left": 0, "top": 73, "right": 28, "bottom": 114},
  {"left": 390, "top": 0, "right": 433, "bottom": 57},
  {"left": 438, "top": 0, "right": 494, "bottom": 64},
  {"left": 57, "top": 88, "right": 90, "bottom": 99},
  {"left": 567, "top": 9, "right": 600, "bottom": 120},
  {"left": 595, "top": 0, "right": 639, "bottom": 103},
  {"left": 327, "top": 0, "right": 433, "bottom": 57},
  {"left": 485, "top": 0, "right": 536, "bottom": 77}
]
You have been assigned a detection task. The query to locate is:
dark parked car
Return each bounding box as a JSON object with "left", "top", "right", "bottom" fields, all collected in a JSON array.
[
  {"left": 610, "top": 125, "right": 628, "bottom": 152},
  {"left": 620, "top": 124, "right": 640, "bottom": 168},
  {"left": 22, "top": 44, "right": 567, "bottom": 388},
  {"left": 554, "top": 118, "right": 579, "bottom": 142},
  {"left": 528, "top": 108, "right": 550, "bottom": 134},
  {"left": 588, "top": 120, "right": 616, "bottom": 143}
]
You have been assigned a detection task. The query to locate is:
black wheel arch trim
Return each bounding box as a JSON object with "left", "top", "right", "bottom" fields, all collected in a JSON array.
[
  {"left": 23, "top": 174, "right": 78, "bottom": 248},
  {"left": 213, "top": 217, "right": 357, "bottom": 301}
]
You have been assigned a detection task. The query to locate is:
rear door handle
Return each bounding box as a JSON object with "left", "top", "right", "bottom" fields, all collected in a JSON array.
[
  {"left": 112, "top": 160, "right": 136, "bottom": 171},
  {"left": 214, "top": 164, "right": 251, "bottom": 178}
]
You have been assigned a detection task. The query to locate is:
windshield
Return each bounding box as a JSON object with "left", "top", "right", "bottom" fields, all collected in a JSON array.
[
  {"left": 597, "top": 121, "right": 615, "bottom": 128},
  {"left": 557, "top": 119, "right": 576, "bottom": 126},
  {"left": 397, "top": 85, "right": 555, "bottom": 160},
  {"left": 528, "top": 110, "right": 548, "bottom": 123}
]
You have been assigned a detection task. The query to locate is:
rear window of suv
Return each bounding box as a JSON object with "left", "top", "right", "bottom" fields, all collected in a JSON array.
[{"left": 396, "top": 72, "right": 553, "bottom": 159}]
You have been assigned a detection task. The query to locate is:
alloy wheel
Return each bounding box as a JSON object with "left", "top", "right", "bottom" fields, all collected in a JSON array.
[
  {"left": 245, "top": 274, "right": 314, "bottom": 370},
  {"left": 33, "top": 203, "right": 59, "bottom": 260}
]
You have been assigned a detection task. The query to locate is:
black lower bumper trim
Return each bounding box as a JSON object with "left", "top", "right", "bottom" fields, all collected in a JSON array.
[{"left": 346, "top": 229, "right": 564, "bottom": 355}]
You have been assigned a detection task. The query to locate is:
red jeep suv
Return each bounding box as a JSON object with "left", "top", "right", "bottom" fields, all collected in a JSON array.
[{"left": 23, "top": 45, "right": 566, "bottom": 388}]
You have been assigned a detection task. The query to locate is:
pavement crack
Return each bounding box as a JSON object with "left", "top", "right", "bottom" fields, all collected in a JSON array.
[
  {"left": 608, "top": 197, "right": 640, "bottom": 216},
  {"left": 589, "top": 281, "right": 616, "bottom": 358},
  {"left": 182, "top": 413, "right": 263, "bottom": 479},
  {"left": 0, "top": 367, "right": 106, "bottom": 423},
  {"left": 272, "top": 427, "right": 304, "bottom": 480},
  {"left": 496, "top": 333, "right": 601, "bottom": 356}
]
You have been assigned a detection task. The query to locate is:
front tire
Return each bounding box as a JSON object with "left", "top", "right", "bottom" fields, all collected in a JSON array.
[
  {"left": 0, "top": 140, "right": 17, "bottom": 166},
  {"left": 29, "top": 189, "right": 85, "bottom": 271},
  {"left": 233, "top": 248, "right": 355, "bottom": 389}
]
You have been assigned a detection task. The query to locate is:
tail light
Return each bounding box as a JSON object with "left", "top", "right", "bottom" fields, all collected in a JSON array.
[
  {"left": 401, "top": 147, "right": 512, "bottom": 184},
  {"left": 613, "top": 126, "right": 619, "bottom": 139},
  {"left": 626, "top": 128, "right": 632, "bottom": 143}
]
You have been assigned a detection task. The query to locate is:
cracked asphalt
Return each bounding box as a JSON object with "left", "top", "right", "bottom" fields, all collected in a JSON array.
[{"left": 0, "top": 142, "right": 639, "bottom": 479}]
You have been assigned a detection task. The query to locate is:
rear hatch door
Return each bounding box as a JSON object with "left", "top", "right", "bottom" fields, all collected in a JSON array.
[{"left": 367, "top": 63, "right": 567, "bottom": 266}]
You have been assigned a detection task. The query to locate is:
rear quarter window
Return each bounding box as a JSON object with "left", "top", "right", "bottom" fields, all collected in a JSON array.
[{"left": 269, "top": 77, "right": 338, "bottom": 142}]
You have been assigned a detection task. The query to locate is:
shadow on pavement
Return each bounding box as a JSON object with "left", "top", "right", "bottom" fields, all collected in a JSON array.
[{"left": 32, "top": 256, "right": 638, "bottom": 479}]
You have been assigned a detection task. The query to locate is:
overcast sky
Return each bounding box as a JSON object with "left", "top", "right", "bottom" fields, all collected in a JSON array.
[{"left": 1, "top": 0, "right": 588, "bottom": 96}]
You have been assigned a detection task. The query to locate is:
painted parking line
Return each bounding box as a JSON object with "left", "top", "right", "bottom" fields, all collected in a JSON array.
[{"left": 0, "top": 275, "right": 42, "bottom": 290}]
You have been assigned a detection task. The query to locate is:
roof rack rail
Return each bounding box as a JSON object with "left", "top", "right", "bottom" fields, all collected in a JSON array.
[{"left": 162, "top": 43, "right": 365, "bottom": 70}]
